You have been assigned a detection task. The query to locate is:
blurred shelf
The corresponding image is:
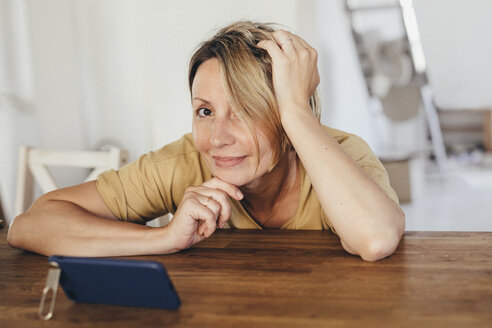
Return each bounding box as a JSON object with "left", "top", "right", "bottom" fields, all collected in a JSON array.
[{"left": 438, "top": 108, "right": 492, "bottom": 152}]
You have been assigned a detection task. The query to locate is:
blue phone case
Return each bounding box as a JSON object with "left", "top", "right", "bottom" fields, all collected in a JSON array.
[{"left": 48, "top": 256, "right": 181, "bottom": 310}]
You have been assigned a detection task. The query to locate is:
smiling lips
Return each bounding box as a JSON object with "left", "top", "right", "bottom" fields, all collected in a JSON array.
[{"left": 212, "top": 156, "right": 247, "bottom": 168}]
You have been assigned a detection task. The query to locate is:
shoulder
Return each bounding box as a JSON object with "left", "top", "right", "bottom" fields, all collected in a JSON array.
[
  {"left": 320, "top": 125, "right": 362, "bottom": 143},
  {"left": 142, "top": 133, "right": 207, "bottom": 173},
  {"left": 144, "top": 133, "right": 211, "bottom": 185},
  {"left": 101, "top": 132, "right": 209, "bottom": 190},
  {"left": 152, "top": 133, "right": 200, "bottom": 162},
  {"left": 321, "top": 125, "right": 373, "bottom": 161},
  {"left": 120, "top": 133, "right": 203, "bottom": 177}
]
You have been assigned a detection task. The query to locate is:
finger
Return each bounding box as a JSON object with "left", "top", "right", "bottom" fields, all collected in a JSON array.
[
  {"left": 188, "top": 178, "right": 234, "bottom": 228},
  {"left": 202, "top": 177, "right": 243, "bottom": 200},
  {"left": 271, "top": 30, "right": 301, "bottom": 52},
  {"left": 289, "top": 34, "right": 319, "bottom": 66},
  {"left": 199, "top": 194, "right": 221, "bottom": 217},
  {"left": 202, "top": 195, "right": 230, "bottom": 229},
  {"left": 281, "top": 34, "right": 318, "bottom": 83},
  {"left": 291, "top": 33, "right": 311, "bottom": 50},
  {"left": 190, "top": 199, "right": 218, "bottom": 237},
  {"left": 198, "top": 220, "right": 211, "bottom": 236},
  {"left": 199, "top": 210, "right": 218, "bottom": 238},
  {"left": 186, "top": 189, "right": 222, "bottom": 216},
  {"left": 278, "top": 38, "right": 296, "bottom": 52},
  {"left": 256, "top": 39, "right": 285, "bottom": 60},
  {"left": 194, "top": 188, "right": 231, "bottom": 229},
  {"left": 197, "top": 220, "right": 206, "bottom": 236},
  {"left": 275, "top": 31, "right": 316, "bottom": 57}
]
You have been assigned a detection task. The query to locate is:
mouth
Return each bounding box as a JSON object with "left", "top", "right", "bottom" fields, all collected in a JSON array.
[{"left": 212, "top": 156, "right": 247, "bottom": 168}]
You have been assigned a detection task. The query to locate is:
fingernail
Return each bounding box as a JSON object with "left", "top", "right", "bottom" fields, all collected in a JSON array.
[
  {"left": 236, "top": 190, "right": 243, "bottom": 199},
  {"left": 220, "top": 221, "right": 225, "bottom": 228}
]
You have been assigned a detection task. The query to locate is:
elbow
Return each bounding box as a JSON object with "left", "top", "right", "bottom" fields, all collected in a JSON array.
[
  {"left": 7, "top": 194, "right": 51, "bottom": 250},
  {"left": 360, "top": 213, "right": 405, "bottom": 262},
  {"left": 7, "top": 216, "right": 23, "bottom": 250},
  {"left": 8, "top": 212, "right": 46, "bottom": 254},
  {"left": 8, "top": 193, "right": 65, "bottom": 255},
  {"left": 360, "top": 237, "right": 400, "bottom": 261},
  {"left": 7, "top": 211, "right": 35, "bottom": 250}
]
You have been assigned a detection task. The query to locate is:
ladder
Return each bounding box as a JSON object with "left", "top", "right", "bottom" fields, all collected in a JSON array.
[{"left": 345, "top": 0, "right": 447, "bottom": 170}]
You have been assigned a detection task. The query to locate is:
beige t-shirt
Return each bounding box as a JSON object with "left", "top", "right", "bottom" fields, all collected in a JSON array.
[{"left": 96, "top": 126, "right": 399, "bottom": 231}]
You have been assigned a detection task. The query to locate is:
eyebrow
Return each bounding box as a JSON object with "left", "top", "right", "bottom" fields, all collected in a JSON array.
[{"left": 192, "top": 97, "right": 212, "bottom": 105}]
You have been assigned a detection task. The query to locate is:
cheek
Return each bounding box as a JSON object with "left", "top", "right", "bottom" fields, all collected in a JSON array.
[
  {"left": 257, "top": 135, "right": 275, "bottom": 167},
  {"left": 192, "top": 124, "right": 210, "bottom": 152},
  {"left": 259, "top": 145, "right": 274, "bottom": 166}
]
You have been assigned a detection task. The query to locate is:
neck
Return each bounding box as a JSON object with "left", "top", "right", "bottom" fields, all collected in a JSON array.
[{"left": 240, "top": 150, "right": 299, "bottom": 213}]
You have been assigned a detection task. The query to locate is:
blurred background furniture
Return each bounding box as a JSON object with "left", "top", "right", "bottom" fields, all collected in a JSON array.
[
  {"left": 345, "top": 0, "right": 447, "bottom": 171},
  {"left": 0, "top": 191, "right": 4, "bottom": 228},
  {"left": 438, "top": 108, "right": 492, "bottom": 154},
  {"left": 345, "top": 0, "right": 449, "bottom": 202},
  {"left": 14, "top": 146, "right": 128, "bottom": 217}
]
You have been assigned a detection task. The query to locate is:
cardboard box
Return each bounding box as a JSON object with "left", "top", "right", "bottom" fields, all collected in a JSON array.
[{"left": 383, "top": 159, "right": 412, "bottom": 203}]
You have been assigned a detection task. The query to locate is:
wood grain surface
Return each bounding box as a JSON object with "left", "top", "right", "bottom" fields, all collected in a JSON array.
[{"left": 0, "top": 228, "right": 491, "bottom": 327}]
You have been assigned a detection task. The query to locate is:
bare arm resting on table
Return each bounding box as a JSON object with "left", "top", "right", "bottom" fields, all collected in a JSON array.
[
  {"left": 7, "top": 181, "right": 173, "bottom": 256},
  {"left": 7, "top": 178, "right": 243, "bottom": 257},
  {"left": 258, "top": 30, "right": 405, "bottom": 261}
]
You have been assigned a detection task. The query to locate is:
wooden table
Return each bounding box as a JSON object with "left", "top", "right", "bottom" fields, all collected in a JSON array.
[{"left": 1, "top": 228, "right": 491, "bottom": 327}]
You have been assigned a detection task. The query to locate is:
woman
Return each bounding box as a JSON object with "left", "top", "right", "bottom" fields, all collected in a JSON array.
[{"left": 8, "top": 21, "right": 405, "bottom": 261}]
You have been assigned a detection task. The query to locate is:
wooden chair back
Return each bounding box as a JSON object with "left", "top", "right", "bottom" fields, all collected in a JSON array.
[{"left": 15, "top": 146, "right": 128, "bottom": 216}]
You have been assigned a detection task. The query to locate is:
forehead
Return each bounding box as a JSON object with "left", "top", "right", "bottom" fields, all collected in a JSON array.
[{"left": 191, "top": 58, "right": 224, "bottom": 98}]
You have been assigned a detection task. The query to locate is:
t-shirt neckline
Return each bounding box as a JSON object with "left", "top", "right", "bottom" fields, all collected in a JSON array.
[{"left": 235, "top": 162, "right": 307, "bottom": 230}]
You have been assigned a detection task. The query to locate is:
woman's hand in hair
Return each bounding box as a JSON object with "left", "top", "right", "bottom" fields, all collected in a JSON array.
[
  {"left": 165, "top": 177, "right": 243, "bottom": 252},
  {"left": 257, "top": 30, "right": 320, "bottom": 117}
]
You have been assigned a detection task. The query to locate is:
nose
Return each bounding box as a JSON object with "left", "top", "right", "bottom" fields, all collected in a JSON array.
[{"left": 210, "top": 116, "right": 235, "bottom": 148}]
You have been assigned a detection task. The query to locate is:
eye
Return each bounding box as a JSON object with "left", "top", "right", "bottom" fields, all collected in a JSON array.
[{"left": 196, "top": 108, "right": 213, "bottom": 118}]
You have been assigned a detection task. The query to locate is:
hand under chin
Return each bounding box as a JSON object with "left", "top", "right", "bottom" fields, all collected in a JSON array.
[{"left": 212, "top": 173, "right": 252, "bottom": 188}]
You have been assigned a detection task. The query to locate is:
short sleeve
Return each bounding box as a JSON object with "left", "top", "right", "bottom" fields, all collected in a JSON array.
[
  {"left": 319, "top": 127, "right": 400, "bottom": 231},
  {"left": 96, "top": 151, "right": 168, "bottom": 224},
  {"left": 333, "top": 131, "right": 400, "bottom": 205},
  {"left": 96, "top": 134, "right": 211, "bottom": 224}
]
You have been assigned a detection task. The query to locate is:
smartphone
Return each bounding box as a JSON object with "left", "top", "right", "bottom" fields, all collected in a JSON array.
[{"left": 48, "top": 255, "right": 181, "bottom": 310}]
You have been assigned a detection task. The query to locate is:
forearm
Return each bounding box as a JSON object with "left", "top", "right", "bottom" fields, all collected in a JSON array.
[
  {"left": 282, "top": 108, "right": 404, "bottom": 260},
  {"left": 8, "top": 198, "right": 176, "bottom": 257}
]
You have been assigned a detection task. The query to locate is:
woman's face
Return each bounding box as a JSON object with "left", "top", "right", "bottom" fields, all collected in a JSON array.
[{"left": 191, "top": 58, "right": 274, "bottom": 187}]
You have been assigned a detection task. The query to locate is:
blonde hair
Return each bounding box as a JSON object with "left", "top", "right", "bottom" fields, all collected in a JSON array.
[{"left": 188, "top": 21, "right": 320, "bottom": 169}]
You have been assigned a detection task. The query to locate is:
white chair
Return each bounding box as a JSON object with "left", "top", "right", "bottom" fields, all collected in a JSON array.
[
  {"left": 0, "top": 190, "right": 5, "bottom": 228},
  {"left": 15, "top": 146, "right": 128, "bottom": 216}
]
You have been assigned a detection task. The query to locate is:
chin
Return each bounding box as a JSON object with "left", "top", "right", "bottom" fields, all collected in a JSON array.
[{"left": 213, "top": 171, "right": 253, "bottom": 187}]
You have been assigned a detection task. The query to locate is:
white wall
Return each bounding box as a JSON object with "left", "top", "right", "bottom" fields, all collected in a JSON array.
[
  {"left": 315, "top": 0, "right": 374, "bottom": 145},
  {"left": 3, "top": 0, "right": 491, "bottom": 225},
  {"left": 0, "top": 0, "right": 320, "bottom": 223},
  {"left": 0, "top": 0, "right": 37, "bottom": 224},
  {"left": 57, "top": 0, "right": 307, "bottom": 154},
  {"left": 414, "top": 0, "right": 492, "bottom": 110}
]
